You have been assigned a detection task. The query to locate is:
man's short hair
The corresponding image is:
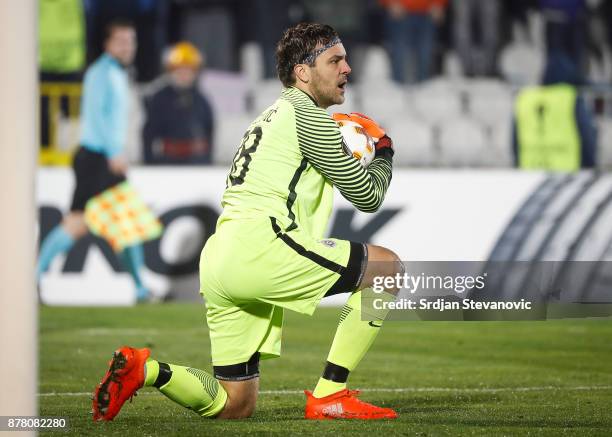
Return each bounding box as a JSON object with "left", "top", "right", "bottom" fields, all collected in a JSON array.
[
  {"left": 104, "top": 18, "right": 135, "bottom": 42},
  {"left": 276, "top": 22, "right": 340, "bottom": 88}
]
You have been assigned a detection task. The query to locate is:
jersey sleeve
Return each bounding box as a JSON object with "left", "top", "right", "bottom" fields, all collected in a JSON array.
[{"left": 294, "top": 104, "right": 393, "bottom": 213}]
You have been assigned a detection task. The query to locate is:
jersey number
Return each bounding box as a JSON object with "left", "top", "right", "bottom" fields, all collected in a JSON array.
[{"left": 228, "top": 126, "right": 263, "bottom": 187}]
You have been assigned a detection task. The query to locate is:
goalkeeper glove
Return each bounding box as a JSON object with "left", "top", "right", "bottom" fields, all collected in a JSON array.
[
  {"left": 332, "top": 112, "right": 385, "bottom": 140},
  {"left": 374, "top": 134, "right": 394, "bottom": 158},
  {"left": 332, "top": 112, "right": 393, "bottom": 158}
]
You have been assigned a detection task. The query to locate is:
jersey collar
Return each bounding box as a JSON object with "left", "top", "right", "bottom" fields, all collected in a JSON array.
[{"left": 285, "top": 86, "right": 319, "bottom": 108}]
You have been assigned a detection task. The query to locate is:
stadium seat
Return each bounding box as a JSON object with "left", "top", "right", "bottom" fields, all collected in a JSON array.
[
  {"left": 598, "top": 120, "right": 612, "bottom": 170},
  {"left": 249, "top": 79, "right": 283, "bottom": 114},
  {"left": 385, "top": 117, "right": 434, "bottom": 167},
  {"left": 355, "top": 82, "right": 406, "bottom": 124},
  {"left": 409, "top": 81, "right": 463, "bottom": 125},
  {"left": 466, "top": 79, "right": 515, "bottom": 126},
  {"left": 488, "top": 120, "right": 514, "bottom": 167},
  {"left": 213, "top": 113, "right": 254, "bottom": 165},
  {"left": 360, "top": 45, "right": 393, "bottom": 83},
  {"left": 588, "top": 51, "right": 612, "bottom": 84},
  {"left": 499, "top": 42, "right": 544, "bottom": 85},
  {"left": 240, "top": 42, "right": 264, "bottom": 87},
  {"left": 438, "top": 117, "right": 487, "bottom": 166},
  {"left": 442, "top": 50, "right": 464, "bottom": 79},
  {"left": 201, "top": 70, "right": 249, "bottom": 115},
  {"left": 526, "top": 10, "right": 545, "bottom": 49},
  {"left": 125, "top": 86, "right": 144, "bottom": 164},
  {"left": 508, "top": 9, "right": 544, "bottom": 51},
  {"left": 416, "top": 76, "right": 464, "bottom": 90}
]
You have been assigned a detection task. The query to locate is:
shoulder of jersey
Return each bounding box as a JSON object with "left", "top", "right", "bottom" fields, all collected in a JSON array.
[{"left": 281, "top": 88, "right": 339, "bottom": 130}]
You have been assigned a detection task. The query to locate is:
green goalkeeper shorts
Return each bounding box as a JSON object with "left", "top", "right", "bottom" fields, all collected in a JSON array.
[{"left": 199, "top": 216, "right": 366, "bottom": 367}]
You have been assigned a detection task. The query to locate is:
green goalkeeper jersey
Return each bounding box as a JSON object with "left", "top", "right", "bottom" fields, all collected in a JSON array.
[{"left": 219, "top": 86, "right": 393, "bottom": 238}]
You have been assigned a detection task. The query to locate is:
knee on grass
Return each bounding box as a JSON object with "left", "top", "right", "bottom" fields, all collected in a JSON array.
[
  {"left": 217, "top": 394, "right": 256, "bottom": 419},
  {"left": 215, "top": 378, "right": 258, "bottom": 419}
]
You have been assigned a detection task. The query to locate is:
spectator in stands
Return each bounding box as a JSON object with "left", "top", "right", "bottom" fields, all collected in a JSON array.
[
  {"left": 379, "top": 0, "right": 448, "bottom": 83},
  {"left": 84, "top": 0, "right": 169, "bottom": 82},
  {"left": 512, "top": 53, "right": 597, "bottom": 171},
  {"left": 452, "top": 0, "right": 501, "bottom": 77},
  {"left": 539, "top": 0, "right": 588, "bottom": 76},
  {"left": 37, "top": 19, "right": 152, "bottom": 301},
  {"left": 39, "top": 0, "right": 86, "bottom": 156},
  {"left": 142, "top": 42, "right": 215, "bottom": 165}
]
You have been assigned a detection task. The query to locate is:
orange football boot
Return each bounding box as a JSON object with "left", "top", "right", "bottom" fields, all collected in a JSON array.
[
  {"left": 304, "top": 389, "right": 397, "bottom": 420},
  {"left": 92, "top": 346, "right": 150, "bottom": 421}
]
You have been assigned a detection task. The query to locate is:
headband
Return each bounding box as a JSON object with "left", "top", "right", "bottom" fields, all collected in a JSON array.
[{"left": 300, "top": 37, "right": 341, "bottom": 65}]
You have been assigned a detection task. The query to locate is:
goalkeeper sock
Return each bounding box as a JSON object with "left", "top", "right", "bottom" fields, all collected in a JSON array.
[
  {"left": 312, "top": 377, "right": 346, "bottom": 398},
  {"left": 36, "top": 225, "right": 75, "bottom": 279},
  {"left": 119, "top": 244, "right": 147, "bottom": 299},
  {"left": 313, "top": 290, "right": 392, "bottom": 398},
  {"left": 144, "top": 359, "right": 227, "bottom": 417}
]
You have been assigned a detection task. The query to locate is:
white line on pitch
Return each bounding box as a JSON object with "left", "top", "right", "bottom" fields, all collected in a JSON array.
[{"left": 38, "top": 385, "right": 612, "bottom": 397}]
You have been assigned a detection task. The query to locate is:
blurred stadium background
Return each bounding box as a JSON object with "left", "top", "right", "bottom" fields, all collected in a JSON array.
[{"left": 38, "top": 0, "right": 612, "bottom": 168}]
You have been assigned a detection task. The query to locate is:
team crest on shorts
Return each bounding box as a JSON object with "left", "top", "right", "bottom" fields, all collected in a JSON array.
[{"left": 319, "top": 239, "right": 336, "bottom": 248}]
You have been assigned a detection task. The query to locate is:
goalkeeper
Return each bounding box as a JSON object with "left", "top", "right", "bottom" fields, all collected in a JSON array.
[{"left": 93, "top": 22, "right": 401, "bottom": 421}]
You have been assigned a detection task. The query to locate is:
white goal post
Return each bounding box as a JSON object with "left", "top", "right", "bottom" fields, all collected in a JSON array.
[{"left": 0, "top": 0, "right": 38, "bottom": 426}]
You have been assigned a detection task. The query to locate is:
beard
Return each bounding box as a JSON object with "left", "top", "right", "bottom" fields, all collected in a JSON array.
[{"left": 310, "top": 72, "right": 344, "bottom": 108}]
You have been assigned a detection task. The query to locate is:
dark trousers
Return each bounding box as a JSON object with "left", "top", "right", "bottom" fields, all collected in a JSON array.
[{"left": 386, "top": 12, "right": 436, "bottom": 84}]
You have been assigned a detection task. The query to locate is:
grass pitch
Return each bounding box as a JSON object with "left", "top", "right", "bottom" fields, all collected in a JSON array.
[{"left": 40, "top": 303, "right": 612, "bottom": 435}]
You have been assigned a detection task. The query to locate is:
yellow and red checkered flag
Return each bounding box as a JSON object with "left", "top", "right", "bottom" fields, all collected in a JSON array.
[{"left": 84, "top": 181, "right": 163, "bottom": 252}]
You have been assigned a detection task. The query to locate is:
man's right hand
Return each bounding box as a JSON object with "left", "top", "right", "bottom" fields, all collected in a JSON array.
[
  {"left": 332, "top": 112, "right": 386, "bottom": 141},
  {"left": 332, "top": 112, "right": 393, "bottom": 157},
  {"left": 108, "top": 156, "right": 128, "bottom": 175}
]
